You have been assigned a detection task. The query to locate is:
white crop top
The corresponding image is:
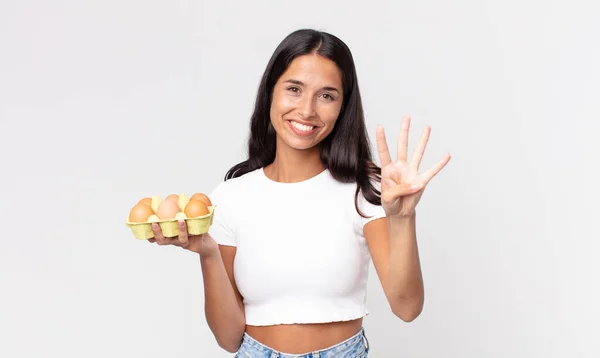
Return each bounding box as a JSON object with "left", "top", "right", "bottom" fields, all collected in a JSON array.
[{"left": 207, "top": 167, "right": 386, "bottom": 326}]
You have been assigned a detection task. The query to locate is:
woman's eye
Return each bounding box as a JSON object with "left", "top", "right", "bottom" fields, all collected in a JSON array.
[
  {"left": 287, "top": 86, "right": 300, "bottom": 93},
  {"left": 322, "top": 93, "right": 334, "bottom": 100}
]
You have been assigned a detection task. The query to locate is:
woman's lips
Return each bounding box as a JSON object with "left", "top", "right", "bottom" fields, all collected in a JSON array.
[{"left": 287, "top": 120, "right": 317, "bottom": 137}]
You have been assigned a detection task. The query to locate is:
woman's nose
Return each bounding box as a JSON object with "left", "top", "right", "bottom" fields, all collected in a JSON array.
[{"left": 297, "top": 96, "right": 316, "bottom": 118}]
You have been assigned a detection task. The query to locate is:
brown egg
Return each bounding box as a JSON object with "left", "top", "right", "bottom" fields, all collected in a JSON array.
[
  {"left": 138, "top": 197, "right": 152, "bottom": 207},
  {"left": 165, "top": 193, "right": 179, "bottom": 203},
  {"left": 190, "top": 192, "right": 212, "bottom": 207},
  {"left": 156, "top": 199, "right": 181, "bottom": 220},
  {"left": 129, "top": 203, "right": 155, "bottom": 223},
  {"left": 184, "top": 200, "right": 209, "bottom": 218}
]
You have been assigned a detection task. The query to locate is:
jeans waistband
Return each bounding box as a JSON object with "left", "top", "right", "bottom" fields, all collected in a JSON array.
[{"left": 239, "top": 327, "right": 368, "bottom": 357}]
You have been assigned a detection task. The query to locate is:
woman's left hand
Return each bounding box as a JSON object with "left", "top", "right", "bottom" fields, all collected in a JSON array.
[{"left": 376, "top": 116, "right": 451, "bottom": 218}]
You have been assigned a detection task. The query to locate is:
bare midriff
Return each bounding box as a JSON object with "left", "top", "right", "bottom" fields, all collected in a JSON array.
[{"left": 245, "top": 317, "right": 363, "bottom": 354}]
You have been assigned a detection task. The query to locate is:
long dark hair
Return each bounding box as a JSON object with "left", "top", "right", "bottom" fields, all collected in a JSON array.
[{"left": 225, "top": 29, "right": 382, "bottom": 217}]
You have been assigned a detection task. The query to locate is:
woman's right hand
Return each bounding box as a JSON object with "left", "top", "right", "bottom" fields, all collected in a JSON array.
[{"left": 148, "top": 220, "right": 220, "bottom": 258}]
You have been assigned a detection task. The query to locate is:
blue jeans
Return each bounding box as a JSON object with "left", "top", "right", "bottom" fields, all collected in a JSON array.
[{"left": 235, "top": 327, "right": 370, "bottom": 358}]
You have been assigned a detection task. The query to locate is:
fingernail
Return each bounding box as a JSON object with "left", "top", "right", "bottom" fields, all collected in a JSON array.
[{"left": 411, "top": 184, "right": 421, "bottom": 191}]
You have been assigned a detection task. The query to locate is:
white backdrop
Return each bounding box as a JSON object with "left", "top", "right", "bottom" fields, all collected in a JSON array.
[{"left": 1, "top": 1, "right": 598, "bottom": 357}]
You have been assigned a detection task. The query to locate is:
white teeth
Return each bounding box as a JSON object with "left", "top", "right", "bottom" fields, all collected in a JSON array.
[{"left": 291, "top": 121, "right": 314, "bottom": 132}]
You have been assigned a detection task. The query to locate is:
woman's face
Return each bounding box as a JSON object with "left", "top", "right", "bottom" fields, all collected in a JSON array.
[{"left": 270, "top": 53, "right": 344, "bottom": 152}]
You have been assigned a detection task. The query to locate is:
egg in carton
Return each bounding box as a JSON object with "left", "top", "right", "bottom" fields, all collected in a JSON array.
[{"left": 126, "top": 193, "right": 215, "bottom": 240}]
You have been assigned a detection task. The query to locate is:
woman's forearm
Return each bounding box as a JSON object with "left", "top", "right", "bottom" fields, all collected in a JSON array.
[
  {"left": 386, "top": 214, "right": 425, "bottom": 322},
  {"left": 200, "top": 253, "right": 245, "bottom": 352}
]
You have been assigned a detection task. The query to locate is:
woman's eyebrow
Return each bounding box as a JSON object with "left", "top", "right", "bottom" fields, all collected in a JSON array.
[{"left": 284, "top": 79, "right": 341, "bottom": 94}]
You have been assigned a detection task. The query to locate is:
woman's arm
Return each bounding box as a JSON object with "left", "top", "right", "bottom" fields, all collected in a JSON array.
[
  {"left": 365, "top": 216, "right": 424, "bottom": 322},
  {"left": 367, "top": 117, "right": 450, "bottom": 321},
  {"left": 201, "top": 242, "right": 246, "bottom": 352}
]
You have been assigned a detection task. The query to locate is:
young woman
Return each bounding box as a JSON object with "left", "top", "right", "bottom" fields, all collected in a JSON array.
[{"left": 149, "top": 29, "right": 451, "bottom": 357}]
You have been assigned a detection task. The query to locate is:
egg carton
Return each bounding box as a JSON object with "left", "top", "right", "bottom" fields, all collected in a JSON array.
[{"left": 125, "top": 194, "right": 216, "bottom": 240}]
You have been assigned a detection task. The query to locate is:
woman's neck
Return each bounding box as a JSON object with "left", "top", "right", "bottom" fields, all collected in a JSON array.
[{"left": 264, "top": 146, "right": 325, "bottom": 183}]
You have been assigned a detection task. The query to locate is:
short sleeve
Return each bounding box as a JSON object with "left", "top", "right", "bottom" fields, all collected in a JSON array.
[
  {"left": 207, "top": 181, "right": 237, "bottom": 247},
  {"left": 357, "top": 179, "right": 387, "bottom": 229}
]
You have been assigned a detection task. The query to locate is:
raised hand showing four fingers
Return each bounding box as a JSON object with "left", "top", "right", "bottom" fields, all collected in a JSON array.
[{"left": 376, "top": 116, "right": 451, "bottom": 218}]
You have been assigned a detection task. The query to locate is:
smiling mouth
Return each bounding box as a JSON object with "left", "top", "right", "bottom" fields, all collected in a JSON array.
[
  {"left": 290, "top": 120, "right": 316, "bottom": 132},
  {"left": 286, "top": 120, "right": 319, "bottom": 137}
]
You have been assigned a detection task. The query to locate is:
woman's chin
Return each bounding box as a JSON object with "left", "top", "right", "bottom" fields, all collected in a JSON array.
[
  {"left": 275, "top": 131, "right": 326, "bottom": 152},
  {"left": 282, "top": 138, "right": 319, "bottom": 151}
]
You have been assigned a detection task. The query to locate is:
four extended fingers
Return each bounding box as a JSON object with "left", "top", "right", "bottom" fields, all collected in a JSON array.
[{"left": 378, "top": 116, "right": 450, "bottom": 188}]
